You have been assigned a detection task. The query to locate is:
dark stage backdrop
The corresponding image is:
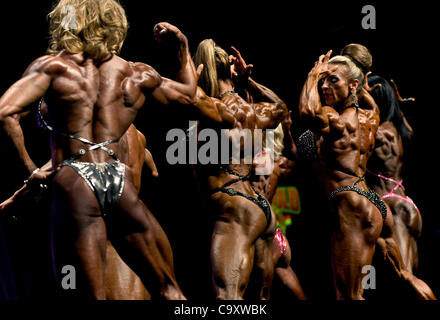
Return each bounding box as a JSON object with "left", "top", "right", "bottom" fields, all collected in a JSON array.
[{"left": 0, "top": 1, "right": 437, "bottom": 301}]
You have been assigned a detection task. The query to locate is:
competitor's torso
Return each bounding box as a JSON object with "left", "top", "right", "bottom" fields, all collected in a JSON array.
[
  {"left": 315, "top": 106, "right": 363, "bottom": 193},
  {"left": 198, "top": 93, "right": 261, "bottom": 191},
  {"left": 40, "top": 51, "right": 152, "bottom": 165}
]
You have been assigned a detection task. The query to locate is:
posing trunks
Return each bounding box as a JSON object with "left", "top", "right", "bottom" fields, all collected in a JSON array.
[
  {"left": 37, "top": 99, "right": 125, "bottom": 215},
  {"left": 328, "top": 177, "right": 388, "bottom": 222},
  {"left": 60, "top": 160, "right": 125, "bottom": 215},
  {"left": 210, "top": 166, "right": 272, "bottom": 227}
]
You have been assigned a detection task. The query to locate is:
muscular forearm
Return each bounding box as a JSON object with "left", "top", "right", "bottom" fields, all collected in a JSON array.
[
  {"left": 298, "top": 73, "right": 331, "bottom": 134},
  {"left": 175, "top": 38, "right": 197, "bottom": 98},
  {"left": 247, "top": 78, "right": 282, "bottom": 104},
  {"left": 299, "top": 73, "right": 323, "bottom": 118},
  {"left": 1, "top": 116, "right": 37, "bottom": 173}
]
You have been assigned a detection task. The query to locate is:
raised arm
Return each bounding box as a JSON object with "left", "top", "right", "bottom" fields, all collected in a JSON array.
[
  {"left": 139, "top": 22, "right": 197, "bottom": 105},
  {"left": 299, "top": 51, "right": 337, "bottom": 134},
  {"left": 0, "top": 56, "right": 61, "bottom": 176},
  {"left": 229, "top": 46, "right": 288, "bottom": 129}
]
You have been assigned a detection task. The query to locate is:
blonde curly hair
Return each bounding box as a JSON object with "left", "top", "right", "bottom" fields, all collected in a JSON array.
[{"left": 47, "top": 0, "right": 128, "bottom": 62}]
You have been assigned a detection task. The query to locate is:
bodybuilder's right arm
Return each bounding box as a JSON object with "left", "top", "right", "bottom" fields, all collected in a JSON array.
[
  {"left": 0, "top": 56, "right": 63, "bottom": 175},
  {"left": 299, "top": 51, "right": 335, "bottom": 134},
  {"left": 138, "top": 23, "right": 197, "bottom": 105}
]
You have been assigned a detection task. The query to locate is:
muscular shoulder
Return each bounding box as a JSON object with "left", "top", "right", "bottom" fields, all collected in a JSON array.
[
  {"left": 23, "top": 55, "right": 68, "bottom": 78},
  {"left": 322, "top": 106, "right": 340, "bottom": 128},
  {"left": 129, "top": 62, "right": 162, "bottom": 90}
]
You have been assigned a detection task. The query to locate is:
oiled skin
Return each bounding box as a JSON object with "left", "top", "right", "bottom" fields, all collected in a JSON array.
[
  {"left": 192, "top": 59, "right": 288, "bottom": 299},
  {"left": 0, "top": 22, "right": 197, "bottom": 299},
  {"left": 299, "top": 51, "right": 383, "bottom": 299},
  {"left": 367, "top": 121, "right": 421, "bottom": 273},
  {"left": 252, "top": 155, "right": 306, "bottom": 300}
]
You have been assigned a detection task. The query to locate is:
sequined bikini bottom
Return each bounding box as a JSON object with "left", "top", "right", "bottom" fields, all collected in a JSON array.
[
  {"left": 60, "top": 160, "right": 126, "bottom": 216},
  {"left": 210, "top": 166, "right": 272, "bottom": 227},
  {"left": 328, "top": 177, "right": 387, "bottom": 221}
]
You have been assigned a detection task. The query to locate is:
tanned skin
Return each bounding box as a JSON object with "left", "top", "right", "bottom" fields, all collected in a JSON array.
[
  {"left": 357, "top": 77, "right": 434, "bottom": 299},
  {"left": 0, "top": 22, "right": 197, "bottom": 299},
  {"left": 368, "top": 121, "right": 421, "bottom": 273},
  {"left": 230, "top": 48, "right": 306, "bottom": 300},
  {"left": 299, "top": 51, "right": 383, "bottom": 300},
  {"left": 252, "top": 152, "right": 306, "bottom": 300},
  {"left": 191, "top": 47, "right": 288, "bottom": 299},
  {"left": 0, "top": 124, "right": 156, "bottom": 300}
]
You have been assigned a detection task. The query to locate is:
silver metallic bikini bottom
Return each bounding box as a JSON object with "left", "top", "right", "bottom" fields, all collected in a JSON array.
[{"left": 60, "top": 160, "right": 126, "bottom": 215}]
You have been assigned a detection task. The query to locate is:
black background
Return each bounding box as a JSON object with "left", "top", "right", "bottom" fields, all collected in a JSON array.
[{"left": 0, "top": 0, "right": 438, "bottom": 302}]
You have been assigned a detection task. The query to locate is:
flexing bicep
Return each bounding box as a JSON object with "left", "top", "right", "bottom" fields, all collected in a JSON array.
[
  {"left": 151, "top": 76, "right": 195, "bottom": 105},
  {"left": 298, "top": 72, "right": 333, "bottom": 134},
  {"left": 135, "top": 62, "right": 196, "bottom": 105}
]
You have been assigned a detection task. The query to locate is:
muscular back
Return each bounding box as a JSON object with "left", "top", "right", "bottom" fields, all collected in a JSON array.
[
  {"left": 368, "top": 122, "right": 404, "bottom": 177},
  {"left": 34, "top": 51, "right": 161, "bottom": 165}
]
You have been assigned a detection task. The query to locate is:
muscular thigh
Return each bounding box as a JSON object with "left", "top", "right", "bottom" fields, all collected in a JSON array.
[
  {"left": 52, "top": 166, "right": 101, "bottom": 220},
  {"left": 108, "top": 167, "right": 160, "bottom": 236},
  {"left": 392, "top": 200, "right": 422, "bottom": 238}
]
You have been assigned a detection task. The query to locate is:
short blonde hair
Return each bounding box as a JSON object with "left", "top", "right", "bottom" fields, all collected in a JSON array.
[{"left": 47, "top": 0, "right": 128, "bottom": 62}]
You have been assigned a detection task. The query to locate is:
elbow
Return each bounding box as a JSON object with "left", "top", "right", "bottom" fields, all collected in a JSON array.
[
  {"left": 0, "top": 112, "right": 19, "bottom": 132},
  {"left": 275, "top": 100, "right": 288, "bottom": 118},
  {"left": 179, "top": 86, "right": 198, "bottom": 105},
  {"left": 178, "top": 94, "right": 194, "bottom": 105},
  {"left": 0, "top": 105, "right": 20, "bottom": 124}
]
